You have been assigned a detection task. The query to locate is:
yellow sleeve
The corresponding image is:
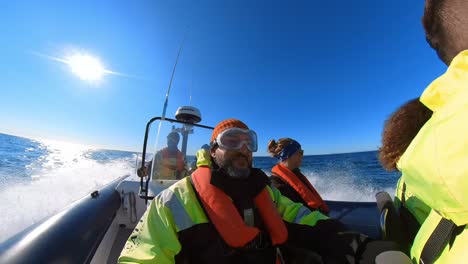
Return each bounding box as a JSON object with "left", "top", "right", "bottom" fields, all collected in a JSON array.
[
  {"left": 118, "top": 196, "right": 182, "bottom": 264},
  {"left": 267, "top": 186, "right": 329, "bottom": 226}
]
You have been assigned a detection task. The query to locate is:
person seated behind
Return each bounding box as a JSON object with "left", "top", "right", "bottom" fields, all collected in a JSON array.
[
  {"left": 268, "top": 138, "right": 329, "bottom": 215},
  {"left": 378, "top": 98, "right": 432, "bottom": 253},
  {"left": 187, "top": 144, "right": 211, "bottom": 175},
  {"left": 119, "top": 118, "right": 404, "bottom": 264},
  {"left": 152, "top": 131, "right": 186, "bottom": 180},
  {"left": 196, "top": 144, "right": 211, "bottom": 168}
]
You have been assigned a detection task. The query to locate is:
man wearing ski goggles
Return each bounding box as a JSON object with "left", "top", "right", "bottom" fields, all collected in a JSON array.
[
  {"left": 209, "top": 119, "right": 258, "bottom": 179},
  {"left": 121, "top": 118, "right": 405, "bottom": 263},
  {"left": 212, "top": 127, "right": 258, "bottom": 152}
]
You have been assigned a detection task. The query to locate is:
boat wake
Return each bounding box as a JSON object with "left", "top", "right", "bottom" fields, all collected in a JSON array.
[
  {"left": 0, "top": 135, "right": 398, "bottom": 243},
  {"left": 0, "top": 138, "right": 136, "bottom": 243},
  {"left": 305, "top": 170, "right": 395, "bottom": 202}
]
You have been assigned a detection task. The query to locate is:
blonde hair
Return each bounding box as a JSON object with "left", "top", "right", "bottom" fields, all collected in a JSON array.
[{"left": 267, "top": 138, "right": 294, "bottom": 157}]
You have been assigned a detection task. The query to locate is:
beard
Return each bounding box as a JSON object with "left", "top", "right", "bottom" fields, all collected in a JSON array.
[
  {"left": 216, "top": 152, "right": 252, "bottom": 179},
  {"left": 225, "top": 166, "right": 251, "bottom": 179},
  {"left": 422, "top": 0, "right": 459, "bottom": 66}
]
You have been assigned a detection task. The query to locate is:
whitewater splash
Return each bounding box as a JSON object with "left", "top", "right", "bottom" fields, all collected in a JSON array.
[
  {"left": 303, "top": 171, "right": 395, "bottom": 202},
  {"left": 258, "top": 168, "right": 396, "bottom": 202},
  {"left": 0, "top": 138, "right": 136, "bottom": 243}
]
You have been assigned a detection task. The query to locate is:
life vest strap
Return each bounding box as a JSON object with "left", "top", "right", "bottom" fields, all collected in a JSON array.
[
  {"left": 419, "top": 217, "right": 464, "bottom": 264},
  {"left": 244, "top": 208, "right": 255, "bottom": 227}
]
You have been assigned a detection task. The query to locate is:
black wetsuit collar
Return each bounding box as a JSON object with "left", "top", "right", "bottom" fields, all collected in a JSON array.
[{"left": 210, "top": 168, "right": 269, "bottom": 209}]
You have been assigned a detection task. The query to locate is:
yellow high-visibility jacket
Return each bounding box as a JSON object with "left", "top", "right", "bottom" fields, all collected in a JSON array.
[
  {"left": 397, "top": 50, "right": 468, "bottom": 263},
  {"left": 118, "top": 172, "right": 329, "bottom": 263}
]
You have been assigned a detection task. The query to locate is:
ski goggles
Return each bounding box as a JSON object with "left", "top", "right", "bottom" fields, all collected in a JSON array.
[{"left": 213, "top": 128, "right": 258, "bottom": 152}]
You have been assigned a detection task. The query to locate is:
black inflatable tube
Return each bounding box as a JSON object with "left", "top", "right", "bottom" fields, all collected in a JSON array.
[{"left": 0, "top": 175, "right": 126, "bottom": 264}]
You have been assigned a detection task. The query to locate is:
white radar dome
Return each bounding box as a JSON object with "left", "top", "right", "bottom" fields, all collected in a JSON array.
[{"left": 175, "top": 106, "right": 202, "bottom": 123}]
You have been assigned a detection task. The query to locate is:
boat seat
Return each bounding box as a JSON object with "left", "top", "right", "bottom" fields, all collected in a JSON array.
[{"left": 375, "top": 192, "right": 404, "bottom": 246}]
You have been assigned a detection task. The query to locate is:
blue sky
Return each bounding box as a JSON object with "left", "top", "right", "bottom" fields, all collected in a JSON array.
[{"left": 0, "top": 0, "right": 446, "bottom": 155}]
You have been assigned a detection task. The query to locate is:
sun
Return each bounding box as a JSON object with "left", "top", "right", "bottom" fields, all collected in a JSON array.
[
  {"left": 32, "top": 50, "right": 130, "bottom": 81},
  {"left": 66, "top": 54, "right": 106, "bottom": 81}
]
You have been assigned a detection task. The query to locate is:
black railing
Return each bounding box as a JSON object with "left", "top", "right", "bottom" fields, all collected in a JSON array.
[{"left": 138, "top": 117, "right": 213, "bottom": 203}]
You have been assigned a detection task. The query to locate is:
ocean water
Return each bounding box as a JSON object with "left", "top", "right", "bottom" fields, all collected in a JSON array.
[{"left": 0, "top": 133, "right": 400, "bottom": 243}]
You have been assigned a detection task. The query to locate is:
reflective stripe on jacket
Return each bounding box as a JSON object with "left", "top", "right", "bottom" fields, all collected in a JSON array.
[{"left": 272, "top": 164, "right": 329, "bottom": 214}]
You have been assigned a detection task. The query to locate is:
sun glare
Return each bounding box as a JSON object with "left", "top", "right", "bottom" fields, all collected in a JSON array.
[
  {"left": 66, "top": 54, "right": 105, "bottom": 81},
  {"left": 33, "top": 50, "right": 132, "bottom": 82}
]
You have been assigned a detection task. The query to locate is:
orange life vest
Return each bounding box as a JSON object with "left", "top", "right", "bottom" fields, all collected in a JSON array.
[
  {"left": 159, "top": 148, "right": 185, "bottom": 178},
  {"left": 191, "top": 167, "right": 288, "bottom": 248},
  {"left": 272, "top": 163, "right": 329, "bottom": 214}
]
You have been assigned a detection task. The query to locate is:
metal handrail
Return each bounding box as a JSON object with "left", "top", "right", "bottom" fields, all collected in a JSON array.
[{"left": 138, "top": 117, "right": 213, "bottom": 203}]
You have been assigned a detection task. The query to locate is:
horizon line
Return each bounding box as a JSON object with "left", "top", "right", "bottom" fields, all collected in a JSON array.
[{"left": 1, "top": 131, "right": 378, "bottom": 157}]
